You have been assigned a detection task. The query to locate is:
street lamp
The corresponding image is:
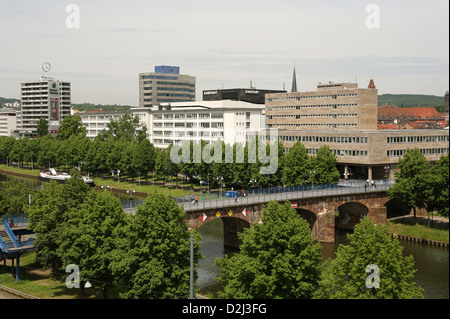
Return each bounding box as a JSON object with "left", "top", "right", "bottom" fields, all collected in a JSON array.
[
  {"left": 217, "top": 176, "right": 223, "bottom": 198},
  {"left": 310, "top": 170, "right": 315, "bottom": 191},
  {"left": 384, "top": 166, "right": 390, "bottom": 184}
]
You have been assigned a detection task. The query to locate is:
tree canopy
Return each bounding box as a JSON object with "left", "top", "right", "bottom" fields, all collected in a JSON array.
[
  {"left": 215, "top": 200, "right": 322, "bottom": 299},
  {"left": 314, "top": 217, "right": 424, "bottom": 299}
]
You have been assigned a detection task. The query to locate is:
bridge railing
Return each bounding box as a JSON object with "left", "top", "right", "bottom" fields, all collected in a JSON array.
[
  {"left": 121, "top": 179, "right": 395, "bottom": 212},
  {"left": 176, "top": 179, "right": 394, "bottom": 211}
]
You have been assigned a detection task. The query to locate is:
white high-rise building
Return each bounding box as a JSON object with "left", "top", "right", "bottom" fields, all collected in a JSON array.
[{"left": 17, "top": 76, "right": 71, "bottom": 137}]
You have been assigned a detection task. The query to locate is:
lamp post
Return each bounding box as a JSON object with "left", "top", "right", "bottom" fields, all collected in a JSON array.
[
  {"left": 384, "top": 166, "right": 390, "bottom": 184},
  {"left": 310, "top": 170, "right": 315, "bottom": 191},
  {"left": 217, "top": 176, "right": 223, "bottom": 198}
]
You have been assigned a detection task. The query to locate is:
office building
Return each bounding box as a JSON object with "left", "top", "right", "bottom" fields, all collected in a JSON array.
[
  {"left": 139, "top": 65, "right": 196, "bottom": 108},
  {"left": 259, "top": 79, "right": 449, "bottom": 180},
  {"left": 17, "top": 76, "right": 71, "bottom": 137},
  {"left": 203, "top": 88, "right": 286, "bottom": 104},
  {"left": 266, "top": 81, "right": 378, "bottom": 131},
  {"left": 131, "top": 100, "right": 265, "bottom": 149}
]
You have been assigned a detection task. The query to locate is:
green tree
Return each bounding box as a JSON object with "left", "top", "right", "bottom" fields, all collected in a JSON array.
[
  {"left": 311, "top": 145, "right": 340, "bottom": 184},
  {"left": 133, "top": 138, "right": 156, "bottom": 181},
  {"left": 110, "top": 193, "right": 201, "bottom": 299},
  {"left": 281, "top": 141, "right": 311, "bottom": 186},
  {"left": 105, "top": 112, "right": 147, "bottom": 142},
  {"left": 58, "top": 190, "right": 129, "bottom": 298},
  {"left": 314, "top": 217, "right": 424, "bottom": 299},
  {"left": 57, "top": 114, "right": 86, "bottom": 140},
  {"left": 27, "top": 170, "right": 91, "bottom": 270},
  {"left": 215, "top": 200, "right": 322, "bottom": 299},
  {"left": 36, "top": 118, "right": 49, "bottom": 138},
  {"left": 0, "top": 177, "right": 31, "bottom": 216},
  {"left": 387, "top": 148, "right": 431, "bottom": 221},
  {"left": 427, "top": 154, "right": 449, "bottom": 218}
]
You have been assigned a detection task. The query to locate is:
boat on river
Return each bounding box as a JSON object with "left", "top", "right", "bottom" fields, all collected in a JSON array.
[{"left": 38, "top": 168, "right": 95, "bottom": 186}]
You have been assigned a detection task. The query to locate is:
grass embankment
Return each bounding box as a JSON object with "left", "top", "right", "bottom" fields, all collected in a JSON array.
[
  {"left": 0, "top": 164, "right": 41, "bottom": 177},
  {"left": 0, "top": 252, "right": 122, "bottom": 299},
  {"left": 0, "top": 163, "right": 200, "bottom": 198},
  {"left": 386, "top": 216, "right": 449, "bottom": 243}
]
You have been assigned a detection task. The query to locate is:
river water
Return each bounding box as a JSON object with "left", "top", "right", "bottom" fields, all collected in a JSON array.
[
  {"left": 196, "top": 218, "right": 449, "bottom": 299},
  {"left": 1, "top": 173, "right": 448, "bottom": 299}
]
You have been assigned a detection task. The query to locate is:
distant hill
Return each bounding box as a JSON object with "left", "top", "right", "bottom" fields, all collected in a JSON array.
[
  {"left": 378, "top": 94, "right": 445, "bottom": 110},
  {"left": 71, "top": 103, "right": 134, "bottom": 112},
  {"left": 1, "top": 94, "right": 447, "bottom": 112},
  {"left": 0, "top": 97, "right": 20, "bottom": 107}
]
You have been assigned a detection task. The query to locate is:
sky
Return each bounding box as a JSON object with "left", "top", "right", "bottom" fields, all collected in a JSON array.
[{"left": 0, "top": 0, "right": 448, "bottom": 105}]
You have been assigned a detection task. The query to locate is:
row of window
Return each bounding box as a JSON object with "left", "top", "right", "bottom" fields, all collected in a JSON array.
[
  {"left": 267, "top": 103, "right": 358, "bottom": 110},
  {"left": 267, "top": 93, "right": 357, "bottom": 102},
  {"left": 287, "top": 148, "right": 368, "bottom": 157},
  {"left": 387, "top": 148, "right": 448, "bottom": 157},
  {"left": 268, "top": 123, "right": 358, "bottom": 128},
  {"left": 143, "top": 86, "right": 195, "bottom": 93},
  {"left": 268, "top": 113, "right": 357, "bottom": 119},
  {"left": 140, "top": 75, "right": 178, "bottom": 81},
  {"left": 387, "top": 135, "right": 449, "bottom": 143},
  {"left": 142, "top": 81, "right": 195, "bottom": 87},
  {"left": 276, "top": 135, "right": 369, "bottom": 144}
]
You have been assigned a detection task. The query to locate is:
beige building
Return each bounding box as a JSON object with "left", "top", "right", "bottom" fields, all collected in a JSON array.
[
  {"left": 266, "top": 82, "right": 377, "bottom": 131},
  {"left": 0, "top": 111, "right": 17, "bottom": 137},
  {"left": 262, "top": 79, "right": 449, "bottom": 180}
]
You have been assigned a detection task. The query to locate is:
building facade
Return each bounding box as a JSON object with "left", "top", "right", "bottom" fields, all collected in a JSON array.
[
  {"left": 139, "top": 65, "right": 196, "bottom": 108},
  {"left": 261, "top": 80, "right": 449, "bottom": 180},
  {"left": 17, "top": 76, "right": 71, "bottom": 137},
  {"left": 73, "top": 109, "right": 126, "bottom": 139},
  {"left": 202, "top": 88, "right": 286, "bottom": 104},
  {"left": 131, "top": 100, "right": 265, "bottom": 149},
  {"left": 266, "top": 82, "right": 378, "bottom": 131},
  {"left": 0, "top": 111, "right": 17, "bottom": 137}
]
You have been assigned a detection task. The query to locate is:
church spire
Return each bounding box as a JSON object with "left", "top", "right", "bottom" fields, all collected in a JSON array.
[{"left": 291, "top": 66, "right": 298, "bottom": 92}]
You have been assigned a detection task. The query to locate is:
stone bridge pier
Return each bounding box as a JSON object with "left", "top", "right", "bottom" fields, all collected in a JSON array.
[{"left": 185, "top": 191, "right": 389, "bottom": 249}]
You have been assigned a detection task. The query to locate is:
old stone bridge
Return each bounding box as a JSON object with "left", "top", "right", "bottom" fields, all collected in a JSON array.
[{"left": 184, "top": 188, "right": 390, "bottom": 248}]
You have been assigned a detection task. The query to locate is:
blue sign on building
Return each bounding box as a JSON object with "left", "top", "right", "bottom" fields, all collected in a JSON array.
[{"left": 155, "top": 65, "right": 180, "bottom": 74}]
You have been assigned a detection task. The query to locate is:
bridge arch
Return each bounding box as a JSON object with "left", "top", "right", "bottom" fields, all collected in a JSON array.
[
  {"left": 336, "top": 201, "right": 369, "bottom": 230},
  {"left": 385, "top": 198, "right": 410, "bottom": 219},
  {"left": 295, "top": 208, "right": 319, "bottom": 239}
]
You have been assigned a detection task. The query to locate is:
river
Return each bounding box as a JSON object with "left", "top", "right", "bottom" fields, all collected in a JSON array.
[
  {"left": 197, "top": 218, "right": 449, "bottom": 299},
  {"left": 1, "top": 172, "right": 448, "bottom": 299}
]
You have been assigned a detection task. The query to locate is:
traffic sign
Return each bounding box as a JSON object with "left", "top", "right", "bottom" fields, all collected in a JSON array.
[
  {"left": 242, "top": 208, "right": 249, "bottom": 217},
  {"left": 200, "top": 213, "right": 207, "bottom": 222}
]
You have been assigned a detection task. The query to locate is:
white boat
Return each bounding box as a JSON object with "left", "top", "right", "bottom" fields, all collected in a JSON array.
[{"left": 38, "top": 168, "right": 95, "bottom": 186}]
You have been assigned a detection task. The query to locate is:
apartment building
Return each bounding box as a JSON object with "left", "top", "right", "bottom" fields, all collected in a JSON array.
[{"left": 17, "top": 76, "right": 71, "bottom": 137}]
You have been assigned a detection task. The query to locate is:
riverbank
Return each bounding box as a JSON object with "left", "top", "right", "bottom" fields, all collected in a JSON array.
[
  {"left": 0, "top": 164, "right": 196, "bottom": 198},
  {"left": 387, "top": 215, "right": 449, "bottom": 245}
]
